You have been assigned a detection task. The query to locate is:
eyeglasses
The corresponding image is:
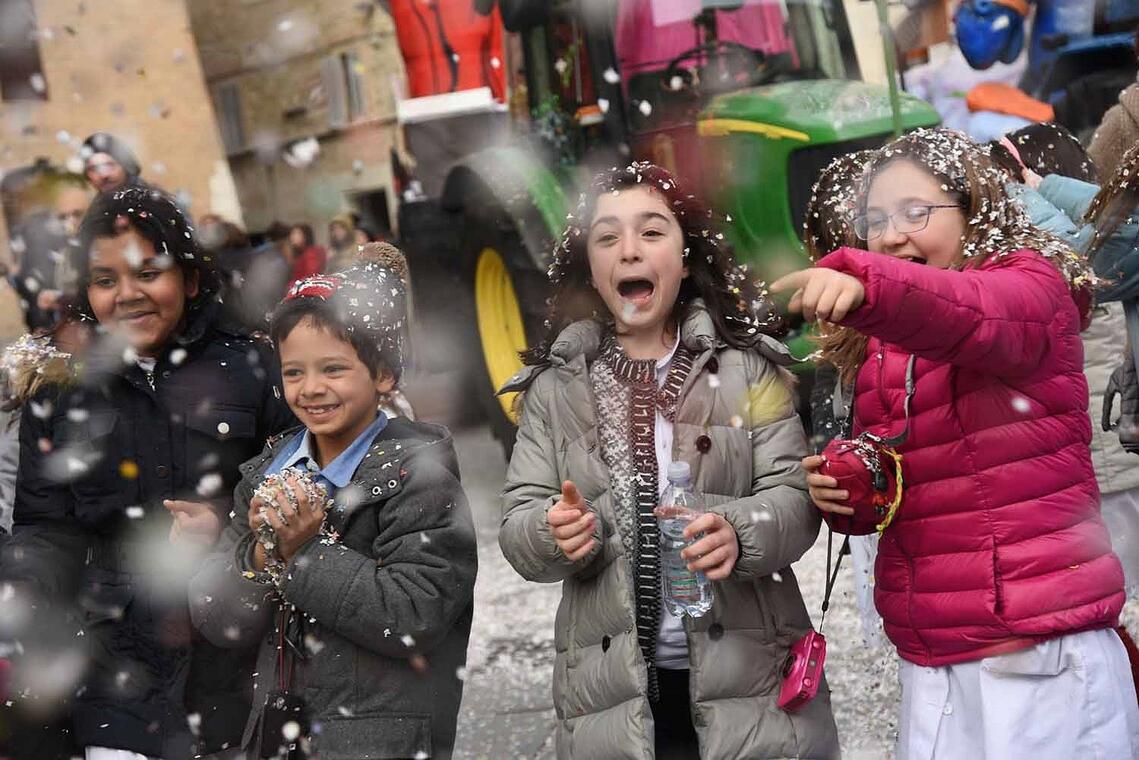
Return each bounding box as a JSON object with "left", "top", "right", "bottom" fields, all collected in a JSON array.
[{"left": 852, "top": 204, "right": 962, "bottom": 241}]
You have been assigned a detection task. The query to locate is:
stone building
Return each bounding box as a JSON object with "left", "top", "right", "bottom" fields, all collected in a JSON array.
[
  {"left": 186, "top": 0, "right": 407, "bottom": 239},
  {"left": 0, "top": 0, "right": 241, "bottom": 264}
]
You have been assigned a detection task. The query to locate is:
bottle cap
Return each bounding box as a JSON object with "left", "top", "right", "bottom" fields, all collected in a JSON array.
[{"left": 667, "top": 461, "right": 691, "bottom": 483}]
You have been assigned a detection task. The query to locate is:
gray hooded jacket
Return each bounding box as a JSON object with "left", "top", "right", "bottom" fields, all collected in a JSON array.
[{"left": 498, "top": 306, "right": 840, "bottom": 760}]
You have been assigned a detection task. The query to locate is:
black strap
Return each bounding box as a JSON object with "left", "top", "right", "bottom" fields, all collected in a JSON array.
[
  {"left": 820, "top": 527, "right": 850, "bottom": 633},
  {"left": 882, "top": 355, "right": 918, "bottom": 448}
]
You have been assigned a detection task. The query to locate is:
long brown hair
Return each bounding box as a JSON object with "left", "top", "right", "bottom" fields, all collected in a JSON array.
[{"left": 524, "top": 162, "right": 784, "bottom": 365}]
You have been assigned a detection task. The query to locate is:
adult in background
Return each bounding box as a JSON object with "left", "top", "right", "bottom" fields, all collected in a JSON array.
[
  {"left": 327, "top": 212, "right": 357, "bottom": 272},
  {"left": 81, "top": 132, "right": 142, "bottom": 193},
  {"left": 286, "top": 223, "right": 327, "bottom": 286}
]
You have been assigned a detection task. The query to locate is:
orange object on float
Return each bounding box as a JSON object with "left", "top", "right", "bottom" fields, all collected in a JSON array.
[
  {"left": 965, "top": 82, "right": 1054, "bottom": 123},
  {"left": 389, "top": 0, "right": 506, "bottom": 100}
]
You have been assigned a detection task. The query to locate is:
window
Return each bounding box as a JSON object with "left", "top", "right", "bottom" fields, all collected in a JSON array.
[
  {"left": 214, "top": 82, "right": 245, "bottom": 153},
  {"left": 342, "top": 51, "right": 365, "bottom": 123},
  {"left": 321, "top": 49, "right": 366, "bottom": 128},
  {"left": 0, "top": 0, "right": 48, "bottom": 101}
]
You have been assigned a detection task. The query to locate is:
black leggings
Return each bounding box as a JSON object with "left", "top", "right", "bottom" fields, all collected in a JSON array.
[{"left": 652, "top": 667, "right": 700, "bottom": 760}]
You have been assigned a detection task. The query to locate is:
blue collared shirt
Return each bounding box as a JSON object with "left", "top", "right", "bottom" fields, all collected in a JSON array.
[{"left": 266, "top": 413, "right": 388, "bottom": 495}]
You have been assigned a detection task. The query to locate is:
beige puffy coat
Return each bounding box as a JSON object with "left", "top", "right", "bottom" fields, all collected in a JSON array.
[{"left": 498, "top": 308, "right": 841, "bottom": 760}]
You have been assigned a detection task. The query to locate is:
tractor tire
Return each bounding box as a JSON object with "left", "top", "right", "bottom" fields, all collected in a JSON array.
[{"left": 463, "top": 212, "right": 550, "bottom": 460}]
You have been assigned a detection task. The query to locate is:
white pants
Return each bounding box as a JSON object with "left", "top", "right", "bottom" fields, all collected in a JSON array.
[
  {"left": 1102, "top": 487, "right": 1139, "bottom": 597},
  {"left": 897, "top": 628, "right": 1139, "bottom": 760},
  {"left": 86, "top": 749, "right": 162, "bottom": 760}
]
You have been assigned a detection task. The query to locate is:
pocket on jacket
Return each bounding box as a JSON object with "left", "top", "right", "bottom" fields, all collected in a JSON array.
[
  {"left": 79, "top": 570, "right": 135, "bottom": 625},
  {"left": 310, "top": 711, "right": 432, "bottom": 759}
]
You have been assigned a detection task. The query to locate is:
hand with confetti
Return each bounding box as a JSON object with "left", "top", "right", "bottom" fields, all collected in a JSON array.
[{"left": 257, "top": 472, "right": 328, "bottom": 562}]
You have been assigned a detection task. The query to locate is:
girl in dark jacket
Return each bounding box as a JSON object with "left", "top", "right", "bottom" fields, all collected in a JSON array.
[{"left": 0, "top": 186, "right": 295, "bottom": 760}]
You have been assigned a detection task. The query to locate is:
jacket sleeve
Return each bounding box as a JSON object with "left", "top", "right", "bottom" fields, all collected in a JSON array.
[
  {"left": 187, "top": 475, "right": 275, "bottom": 648},
  {"left": 1034, "top": 175, "right": 1139, "bottom": 303},
  {"left": 498, "top": 374, "right": 606, "bottom": 583},
  {"left": 0, "top": 390, "right": 89, "bottom": 600},
  {"left": 276, "top": 456, "right": 477, "bottom": 658},
  {"left": 1089, "top": 222, "right": 1139, "bottom": 304},
  {"left": 1036, "top": 174, "right": 1099, "bottom": 223},
  {"left": 818, "top": 247, "right": 1072, "bottom": 377},
  {"left": 0, "top": 410, "right": 18, "bottom": 533},
  {"left": 1010, "top": 184, "right": 1093, "bottom": 253},
  {"left": 711, "top": 353, "right": 818, "bottom": 580}
]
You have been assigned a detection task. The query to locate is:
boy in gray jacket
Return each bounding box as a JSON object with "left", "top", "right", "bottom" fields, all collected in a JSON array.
[{"left": 189, "top": 248, "right": 477, "bottom": 759}]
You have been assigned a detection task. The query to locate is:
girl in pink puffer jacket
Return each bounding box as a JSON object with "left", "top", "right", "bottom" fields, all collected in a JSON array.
[{"left": 774, "top": 128, "right": 1139, "bottom": 760}]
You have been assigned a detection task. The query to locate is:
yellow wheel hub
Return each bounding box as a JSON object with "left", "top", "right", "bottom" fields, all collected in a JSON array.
[{"left": 475, "top": 246, "right": 527, "bottom": 423}]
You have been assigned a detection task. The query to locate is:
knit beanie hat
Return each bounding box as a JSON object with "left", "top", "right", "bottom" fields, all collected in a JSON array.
[
  {"left": 1089, "top": 84, "right": 1139, "bottom": 180},
  {"left": 283, "top": 242, "right": 409, "bottom": 378},
  {"left": 81, "top": 132, "right": 142, "bottom": 180}
]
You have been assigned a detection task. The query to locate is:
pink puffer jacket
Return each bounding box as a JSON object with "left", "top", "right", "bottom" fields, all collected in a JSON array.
[{"left": 818, "top": 246, "right": 1124, "bottom": 666}]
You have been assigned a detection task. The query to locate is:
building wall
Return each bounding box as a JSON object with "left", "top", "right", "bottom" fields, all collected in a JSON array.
[
  {"left": 187, "top": 0, "right": 406, "bottom": 238},
  {"left": 0, "top": 0, "right": 241, "bottom": 255}
]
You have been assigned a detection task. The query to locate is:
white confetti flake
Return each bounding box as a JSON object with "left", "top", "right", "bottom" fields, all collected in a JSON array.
[
  {"left": 400, "top": 634, "right": 416, "bottom": 647},
  {"left": 597, "top": 97, "right": 609, "bottom": 114},
  {"left": 197, "top": 473, "right": 223, "bottom": 497},
  {"left": 169, "top": 348, "right": 187, "bottom": 365},
  {"left": 603, "top": 67, "right": 620, "bottom": 84},
  {"left": 30, "top": 74, "right": 45, "bottom": 93},
  {"left": 282, "top": 721, "right": 301, "bottom": 741},
  {"left": 1011, "top": 396, "right": 1031, "bottom": 414},
  {"left": 126, "top": 506, "right": 145, "bottom": 519},
  {"left": 638, "top": 100, "right": 652, "bottom": 117}
]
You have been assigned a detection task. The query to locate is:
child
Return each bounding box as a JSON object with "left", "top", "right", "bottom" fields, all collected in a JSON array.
[
  {"left": 801, "top": 149, "right": 890, "bottom": 650},
  {"left": 189, "top": 248, "right": 476, "bottom": 760},
  {"left": 0, "top": 186, "right": 295, "bottom": 760},
  {"left": 498, "top": 162, "right": 840, "bottom": 759},
  {"left": 773, "top": 128, "right": 1139, "bottom": 760}
]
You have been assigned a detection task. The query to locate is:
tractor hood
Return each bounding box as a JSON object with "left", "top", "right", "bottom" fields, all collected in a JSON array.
[{"left": 701, "top": 79, "right": 940, "bottom": 143}]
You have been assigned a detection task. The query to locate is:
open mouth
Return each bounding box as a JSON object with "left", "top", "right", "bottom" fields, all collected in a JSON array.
[
  {"left": 898, "top": 255, "right": 927, "bottom": 265},
  {"left": 617, "top": 278, "right": 655, "bottom": 301}
]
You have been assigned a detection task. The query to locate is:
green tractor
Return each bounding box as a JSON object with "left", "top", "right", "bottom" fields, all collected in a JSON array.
[{"left": 396, "top": 0, "right": 939, "bottom": 451}]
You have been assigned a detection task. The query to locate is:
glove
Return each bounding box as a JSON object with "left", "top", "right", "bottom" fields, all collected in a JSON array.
[{"left": 1103, "top": 357, "right": 1139, "bottom": 455}]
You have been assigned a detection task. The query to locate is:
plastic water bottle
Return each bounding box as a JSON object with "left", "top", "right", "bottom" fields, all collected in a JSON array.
[{"left": 657, "top": 461, "right": 713, "bottom": 618}]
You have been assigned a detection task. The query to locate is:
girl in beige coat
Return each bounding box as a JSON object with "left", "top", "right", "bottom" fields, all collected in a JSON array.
[{"left": 498, "top": 163, "right": 841, "bottom": 759}]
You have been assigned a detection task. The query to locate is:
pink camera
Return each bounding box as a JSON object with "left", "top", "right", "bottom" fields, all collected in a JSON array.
[{"left": 777, "top": 630, "right": 826, "bottom": 711}]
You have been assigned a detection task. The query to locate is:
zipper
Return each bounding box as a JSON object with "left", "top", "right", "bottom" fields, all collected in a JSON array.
[{"left": 143, "top": 368, "right": 156, "bottom": 392}]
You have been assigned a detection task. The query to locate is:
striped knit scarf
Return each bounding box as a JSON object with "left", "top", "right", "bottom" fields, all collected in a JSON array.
[{"left": 590, "top": 334, "right": 694, "bottom": 701}]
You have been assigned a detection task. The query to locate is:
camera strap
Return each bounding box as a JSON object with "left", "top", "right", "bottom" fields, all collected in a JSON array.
[
  {"left": 834, "top": 353, "right": 917, "bottom": 447},
  {"left": 819, "top": 528, "right": 848, "bottom": 633}
]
